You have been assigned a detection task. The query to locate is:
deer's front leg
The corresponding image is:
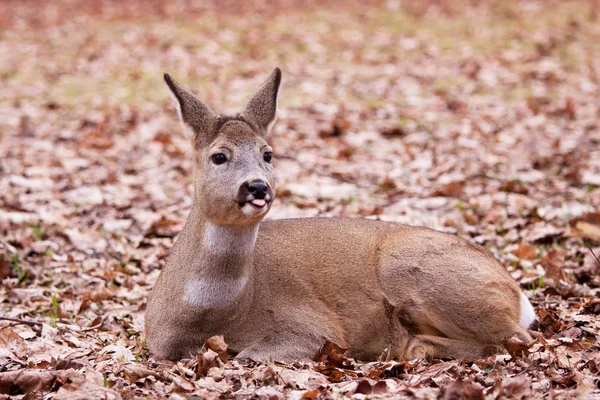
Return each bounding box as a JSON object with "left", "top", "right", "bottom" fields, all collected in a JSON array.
[{"left": 235, "top": 330, "right": 325, "bottom": 362}]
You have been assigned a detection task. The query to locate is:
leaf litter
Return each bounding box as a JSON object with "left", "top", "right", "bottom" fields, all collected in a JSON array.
[{"left": 1, "top": 0, "right": 600, "bottom": 398}]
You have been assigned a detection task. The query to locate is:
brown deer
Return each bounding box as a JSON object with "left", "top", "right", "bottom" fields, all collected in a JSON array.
[{"left": 145, "top": 68, "right": 535, "bottom": 362}]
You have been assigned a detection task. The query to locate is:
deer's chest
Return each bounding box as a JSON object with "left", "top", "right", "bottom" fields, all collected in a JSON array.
[{"left": 183, "top": 276, "right": 248, "bottom": 309}]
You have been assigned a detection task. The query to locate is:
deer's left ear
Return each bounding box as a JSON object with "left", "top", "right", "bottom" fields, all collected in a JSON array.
[{"left": 241, "top": 68, "right": 282, "bottom": 135}]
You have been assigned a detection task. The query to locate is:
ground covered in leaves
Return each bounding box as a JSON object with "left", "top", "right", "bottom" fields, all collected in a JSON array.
[{"left": 1, "top": 0, "right": 600, "bottom": 398}]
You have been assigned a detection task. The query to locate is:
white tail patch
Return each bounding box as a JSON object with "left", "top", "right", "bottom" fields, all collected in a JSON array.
[
  {"left": 184, "top": 276, "right": 247, "bottom": 309},
  {"left": 519, "top": 292, "right": 536, "bottom": 329},
  {"left": 203, "top": 222, "right": 258, "bottom": 255}
]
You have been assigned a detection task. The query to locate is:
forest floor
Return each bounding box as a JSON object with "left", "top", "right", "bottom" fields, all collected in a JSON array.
[{"left": 1, "top": 0, "right": 600, "bottom": 398}]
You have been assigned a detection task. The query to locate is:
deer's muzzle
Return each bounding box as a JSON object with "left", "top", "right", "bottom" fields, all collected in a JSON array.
[{"left": 236, "top": 179, "right": 273, "bottom": 208}]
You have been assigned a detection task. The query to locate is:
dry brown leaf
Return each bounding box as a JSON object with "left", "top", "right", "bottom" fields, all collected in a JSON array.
[
  {"left": 300, "top": 389, "right": 320, "bottom": 399},
  {"left": 54, "top": 385, "right": 121, "bottom": 400},
  {"left": 252, "top": 365, "right": 279, "bottom": 386},
  {"left": 499, "top": 181, "right": 528, "bottom": 195},
  {"left": 353, "top": 379, "right": 388, "bottom": 395},
  {"left": 500, "top": 374, "right": 532, "bottom": 398},
  {"left": 77, "top": 131, "right": 114, "bottom": 150},
  {"left": 148, "top": 218, "right": 181, "bottom": 238},
  {"left": 512, "top": 243, "right": 537, "bottom": 260},
  {"left": 195, "top": 349, "right": 222, "bottom": 377},
  {"left": 503, "top": 336, "right": 533, "bottom": 358},
  {"left": 0, "top": 255, "right": 14, "bottom": 280},
  {"left": 203, "top": 335, "right": 229, "bottom": 362},
  {"left": 79, "top": 288, "right": 113, "bottom": 313},
  {"left": 325, "top": 369, "right": 346, "bottom": 383},
  {"left": 381, "top": 126, "right": 406, "bottom": 138},
  {"left": 569, "top": 213, "right": 600, "bottom": 242},
  {"left": 314, "top": 342, "right": 350, "bottom": 369},
  {"left": 354, "top": 379, "right": 374, "bottom": 395},
  {"left": 7, "top": 288, "right": 46, "bottom": 304},
  {"left": 0, "top": 326, "right": 25, "bottom": 346},
  {"left": 541, "top": 249, "right": 568, "bottom": 284},
  {"left": 439, "top": 378, "right": 484, "bottom": 400},
  {"left": 319, "top": 118, "right": 350, "bottom": 138},
  {"left": 123, "top": 364, "right": 161, "bottom": 383},
  {"left": 432, "top": 181, "right": 465, "bottom": 198},
  {"left": 170, "top": 373, "right": 196, "bottom": 392},
  {"left": 0, "top": 369, "right": 83, "bottom": 395}
]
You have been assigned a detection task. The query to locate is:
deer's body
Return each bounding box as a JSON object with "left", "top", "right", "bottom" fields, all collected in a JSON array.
[{"left": 145, "top": 69, "right": 535, "bottom": 361}]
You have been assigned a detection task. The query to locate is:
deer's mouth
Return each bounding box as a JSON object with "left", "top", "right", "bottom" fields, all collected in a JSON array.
[
  {"left": 236, "top": 180, "right": 273, "bottom": 210},
  {"left": 249, "top": 198, "right": 267, "bottom": 208},
  {"left": 238, "top": 196, "right": 272, "bottom": 209}
]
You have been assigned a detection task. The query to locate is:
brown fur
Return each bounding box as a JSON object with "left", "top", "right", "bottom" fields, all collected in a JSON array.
[{"left": 145, "top": 69, "right": 533, "bottom": 362}]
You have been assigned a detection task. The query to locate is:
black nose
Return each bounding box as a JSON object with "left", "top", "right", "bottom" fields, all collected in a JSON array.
[{"left": 248, "top": 180, "right": 268, "bottom": 199}]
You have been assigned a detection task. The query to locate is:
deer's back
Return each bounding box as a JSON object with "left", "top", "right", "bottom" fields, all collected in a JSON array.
[{"left": 255, "top": 217, "right": 512, "bottom": 283}]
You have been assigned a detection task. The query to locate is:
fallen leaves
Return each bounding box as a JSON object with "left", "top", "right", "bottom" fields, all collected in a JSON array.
[
  {"left": 0, "top": 256, "right": 13, "bottom": 280},
  {"left": 194, "top": 349, "right": 223, "bottom": 378},
  {"left": 570, "top": 212, "right": 600, "bottom": 243},
  {"left": 496, "top": 374, "right": 532, "bottom": 399},
  {"left": 0, "top": 369, "right": 82, "bottom": 395},
  {"left": 314, "top": 342, "right": 357, "bottom": 383},
  {"left": 541, "top": 249, "right": 568, "bottom": 285},
  {"left": 79, "top": 288, "right": 114, "bottom": 313},
  {"left": 503, "top": 336, "right": 533, "bottom": 359},
  {"left": 353, "top": 379, "right": 389, "bottom": 395},
  {"left": 439, "top": 378, "right": 484, "bottom": 400},
  {"left": 123, "top": 363, "right": 161, "bottom": 382},
  {"left": 512, "top": 243, "right": 537, "bottom": 260},
  {"left": 204, "top": 335, "right": 229, "bottom": 363}
]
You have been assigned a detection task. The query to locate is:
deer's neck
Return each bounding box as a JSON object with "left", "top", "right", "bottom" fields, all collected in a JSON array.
[
  {"left": 202, "top": 222, "right": 259, "bottom": 257},
  {"left": 175, "top": 206, "right": 259, "bottom": 309}
]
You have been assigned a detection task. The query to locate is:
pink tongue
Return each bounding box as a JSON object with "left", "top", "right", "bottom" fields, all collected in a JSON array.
[{"left": 251, "top": 199, "right": 266, "bottom": 207}]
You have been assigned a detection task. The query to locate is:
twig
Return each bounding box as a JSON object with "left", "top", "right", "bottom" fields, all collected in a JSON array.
[
  {"left": 0, "top": 358, "right": 27, "bottom": 372},
  {"left": 0, "top": 316, "right": 43, "bottom": 336},
  {"left": 0, "top": 316, "right": 43, "bottom": 327},
  {"left": 529, "top": 299, "right": 581, "bottom": 306},
  {"left": 139, "top": 360, "right": 175, "bottom": 367},
  {"left": 584, "top": 237, "right": 600, "bottom": 266}
]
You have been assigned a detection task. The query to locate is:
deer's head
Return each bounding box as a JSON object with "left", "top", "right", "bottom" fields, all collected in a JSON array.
[{"left": 165, "top": 68, "right": 281, "bottom": 226}]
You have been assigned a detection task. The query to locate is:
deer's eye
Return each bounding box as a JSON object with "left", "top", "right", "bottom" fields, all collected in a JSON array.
[
  {"left": 211, "top": 153, "right": 227, "bottom": 165},
  {"left": 263, "top": 152, "right": 272, "bottom": 163}
]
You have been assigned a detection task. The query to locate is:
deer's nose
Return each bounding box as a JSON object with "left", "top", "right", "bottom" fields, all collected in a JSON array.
[
  {"left": 236, "top": 180, "right": 272, "bottom": 206},
  {"left": 248, "top": 180, "right": 268, "bottom": 199}
]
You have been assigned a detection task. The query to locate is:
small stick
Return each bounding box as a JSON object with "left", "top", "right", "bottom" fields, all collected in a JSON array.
[
  {"left": 0, "top": 316, "right": 43, "bottom": 336},
  {"left": 584, "top": 237, "right": 600, "bottom": 266},
  {"left": 0, "top": 316, "right": 43, "bottom": 328},
  {"left": 529, "top": 299, "right": 581, "bottom": 306},
  {"left": 0, "top": 358, "right": 27, "bottom": 372},
  {"left": 139, "top": 360, "right": 175, "bottom": 367}
]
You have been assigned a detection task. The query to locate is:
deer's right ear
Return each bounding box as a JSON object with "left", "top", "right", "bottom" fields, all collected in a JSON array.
[
  {"left": 241, "top": 68, "right": 282, "bottom": 136},
  {"left": 164, "top": 73, "right": 218, "bottom": 143}
]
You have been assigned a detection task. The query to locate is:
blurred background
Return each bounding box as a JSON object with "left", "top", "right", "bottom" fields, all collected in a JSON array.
[{"left": 1, "top": 0, "right": 599, "bottom": 265}]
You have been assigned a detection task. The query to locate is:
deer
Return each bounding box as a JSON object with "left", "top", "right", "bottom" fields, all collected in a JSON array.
[{"left": 145, "top": 68, "right": 536, "bottom": 362}]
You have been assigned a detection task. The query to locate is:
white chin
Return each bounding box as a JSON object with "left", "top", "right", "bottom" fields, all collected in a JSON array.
[{"left": 240, "top": 203, "right": 268, "bottom": 217}]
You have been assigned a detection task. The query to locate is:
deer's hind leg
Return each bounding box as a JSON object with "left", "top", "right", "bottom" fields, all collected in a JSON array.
[{"left": 401, "top": 335, "right": 503, "bottom": 360}]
